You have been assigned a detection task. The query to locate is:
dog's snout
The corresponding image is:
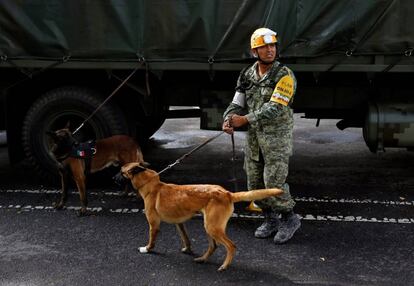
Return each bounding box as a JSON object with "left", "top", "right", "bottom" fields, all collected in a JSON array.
[{"left": 113, "top": 171, "right": 128, "bottom": 186}]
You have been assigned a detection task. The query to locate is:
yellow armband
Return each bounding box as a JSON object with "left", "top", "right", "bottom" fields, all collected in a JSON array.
[{"left": 270, "top": 75, "right": 294, "bottom": 106}]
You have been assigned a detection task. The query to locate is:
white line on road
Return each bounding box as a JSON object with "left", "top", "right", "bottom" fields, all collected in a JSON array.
[
  {"left": 294, "top": 196, "right": 413, "bottom": 206},
  {"left": 1, "top": 188, "right": 413, "bottom": 206},
  {"left": 1, "top": 204, "right": 413, "bottom": 224}
]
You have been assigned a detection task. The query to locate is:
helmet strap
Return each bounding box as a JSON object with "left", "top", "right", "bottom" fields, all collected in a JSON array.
[{"left": 252, "top": 46, "right": 278, "bottom": 65}]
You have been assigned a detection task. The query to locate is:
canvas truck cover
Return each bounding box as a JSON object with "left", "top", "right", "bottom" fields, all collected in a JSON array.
[{"left": 0, "top": 0, "right": 413, "bottom": 64}]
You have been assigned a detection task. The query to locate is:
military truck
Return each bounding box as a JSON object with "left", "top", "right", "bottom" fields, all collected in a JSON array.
[{"left": 1, "top": 0, "right": 413, "bottom": 179}]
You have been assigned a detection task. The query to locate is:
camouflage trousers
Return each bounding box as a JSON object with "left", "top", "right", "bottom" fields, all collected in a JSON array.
[{"left": 244, "top": 150, "right": 295, "bottom": 213}]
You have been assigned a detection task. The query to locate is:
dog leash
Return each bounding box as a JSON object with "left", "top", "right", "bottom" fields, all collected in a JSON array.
[
  {"left": 228, "top": 116, "right": 239, "bottom": 192},
  {"left": 156, "top": 120, "right": 238, "bottom": 187},
  {"left": 130, "top": 131, "right": 225, "bottom": 190},
  {"left": 157, "top": 131, "right": 225, "bottom": 176},
  {"left": 73, "top": 67, "right": 138, "bottom": 135}
]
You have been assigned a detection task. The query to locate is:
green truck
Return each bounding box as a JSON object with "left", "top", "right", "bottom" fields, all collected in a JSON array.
[{"left": 1, "top": 0, "right": 413, "bottom": 179}]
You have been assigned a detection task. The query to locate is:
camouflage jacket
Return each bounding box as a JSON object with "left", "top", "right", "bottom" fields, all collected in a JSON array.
[{"left": 223, "top": 61, "right": 297, "bottom": 161}]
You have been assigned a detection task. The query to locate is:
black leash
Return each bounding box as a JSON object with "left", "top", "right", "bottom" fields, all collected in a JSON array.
[
  {"left": 157, "top": 131, "right": 225, "bottom": 176},
  {"left": 73, "top": 68, "right": 138, "bottom": 135},
  {"left": 132, "top": 131, "right": 225, "bottom": 189},
  {"left": 228, "top": 116, "right": 239, "bottom": 192}
]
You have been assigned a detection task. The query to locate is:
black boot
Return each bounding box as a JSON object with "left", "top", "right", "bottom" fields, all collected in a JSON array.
[
  {"left": 254, "top": 209, "right": 280, "bottom": 238},
  {"left": 273, "top": 211, "right": 301, "bottom": 244}
]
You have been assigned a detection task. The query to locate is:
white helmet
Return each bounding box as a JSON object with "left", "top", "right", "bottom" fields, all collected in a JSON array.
[{"left": 250, "top": 28, "right": 278, "bottom": 49}]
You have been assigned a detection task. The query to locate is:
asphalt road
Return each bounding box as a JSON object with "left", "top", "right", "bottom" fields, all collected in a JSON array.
[{"left": 0, "top": 116, "right": 413, "bottom": 286}]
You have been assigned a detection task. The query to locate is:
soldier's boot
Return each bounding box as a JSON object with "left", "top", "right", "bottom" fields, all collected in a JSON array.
[
  {"left": 254, "top": 210, "right": 280, "bottom": 238},
  {"left": 273, "top": 211, "right": 301, "bottom": 244}
]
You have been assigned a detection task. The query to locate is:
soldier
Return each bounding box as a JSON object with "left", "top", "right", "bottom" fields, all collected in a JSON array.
[{"left": 222, "top": 28, "right": 301, "bottom": 244}]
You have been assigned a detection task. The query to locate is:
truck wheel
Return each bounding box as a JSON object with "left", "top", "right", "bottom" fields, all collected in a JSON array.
[{"left": 21, "top": 86, "right": 129, "bottom": 182}]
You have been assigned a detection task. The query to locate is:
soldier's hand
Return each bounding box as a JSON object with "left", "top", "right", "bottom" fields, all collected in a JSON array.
[
  {"left": 222, "top": 120, "right": 234, "bottom": 135},
  {"left": 230, "top": 115, "right": 248, "bottom": 128}
]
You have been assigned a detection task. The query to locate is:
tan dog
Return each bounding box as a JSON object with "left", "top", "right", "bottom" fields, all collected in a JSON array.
[
  {"left": 120, "top": 162, "right": 283, "bottom": 271},
  {"left": 47, "top": 126, "right": 146, "bottom": 216}
]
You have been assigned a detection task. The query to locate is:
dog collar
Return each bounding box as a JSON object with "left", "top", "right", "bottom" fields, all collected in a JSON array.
[{"left": 134, "top": 174, "right": 159, "bottom": 190}]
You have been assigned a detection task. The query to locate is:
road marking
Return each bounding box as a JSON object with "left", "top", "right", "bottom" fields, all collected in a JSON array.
[
  {"left": 1, "top": 189, "right": 413, "bottom": 206},
  {"left": 1, "top": 204, "right": 413, "bottom": 224},
  {"left": 295, "top": 196, "right": 413, "bottom": 206},
  {"left": 1, "top": 189, "right": 124, "bottom": 196},
  {"left": 236, "top": 214, "right": 414, "bottom": 224}
]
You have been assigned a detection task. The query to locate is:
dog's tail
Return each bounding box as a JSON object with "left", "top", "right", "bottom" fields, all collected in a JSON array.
[{"left": 230, "top": 188, "right": 283, "bottom": 203}]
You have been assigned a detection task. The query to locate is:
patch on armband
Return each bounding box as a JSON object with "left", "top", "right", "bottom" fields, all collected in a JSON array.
[{"left": 270, "top": 75, "right": 294, "bottom": 106}]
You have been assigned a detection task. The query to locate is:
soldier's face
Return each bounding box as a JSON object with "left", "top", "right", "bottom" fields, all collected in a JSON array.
[{"left": 255, "top": 44, "right": 276, "bottom": 64}]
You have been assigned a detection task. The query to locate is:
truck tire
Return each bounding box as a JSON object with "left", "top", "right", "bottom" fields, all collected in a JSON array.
[{"left": 21, "top": 86, "right": 129, "bottom": 182}]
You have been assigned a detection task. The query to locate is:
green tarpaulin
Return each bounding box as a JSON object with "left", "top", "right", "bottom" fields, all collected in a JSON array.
[{"left": 1, "top": 0, "right": 413, "bottom": 62}]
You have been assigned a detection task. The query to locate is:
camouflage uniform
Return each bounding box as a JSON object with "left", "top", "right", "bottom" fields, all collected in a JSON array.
[{"left": 223, "top": 61, "right": 296, "bottom": 213}]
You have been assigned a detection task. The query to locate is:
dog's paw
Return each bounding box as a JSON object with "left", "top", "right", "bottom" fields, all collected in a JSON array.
[
  {"left": 194, "top": 257, "right": 207, "bottom": 263},
  {"left": 52, "top": 202, "right": 64, "bottom": 210},
  {"left": 139, "top": 246, "right": 149, "bottom": 253},
  {"left": 217, "top": 265, "right": 228, "bottom": 272},
  {"left": 181, "top": 247, "right": 193, "bottom": 255},
  {"left": 76, "top": 209, "right": 90, "bottom": 217}
]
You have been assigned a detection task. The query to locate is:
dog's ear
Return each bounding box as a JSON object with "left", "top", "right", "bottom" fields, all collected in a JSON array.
[
  {"left": 64, "top": 121, "right": 71, "bottom": 130},
  {"left": 141, "top": 161, "right": 151, "bottom": 168}
]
